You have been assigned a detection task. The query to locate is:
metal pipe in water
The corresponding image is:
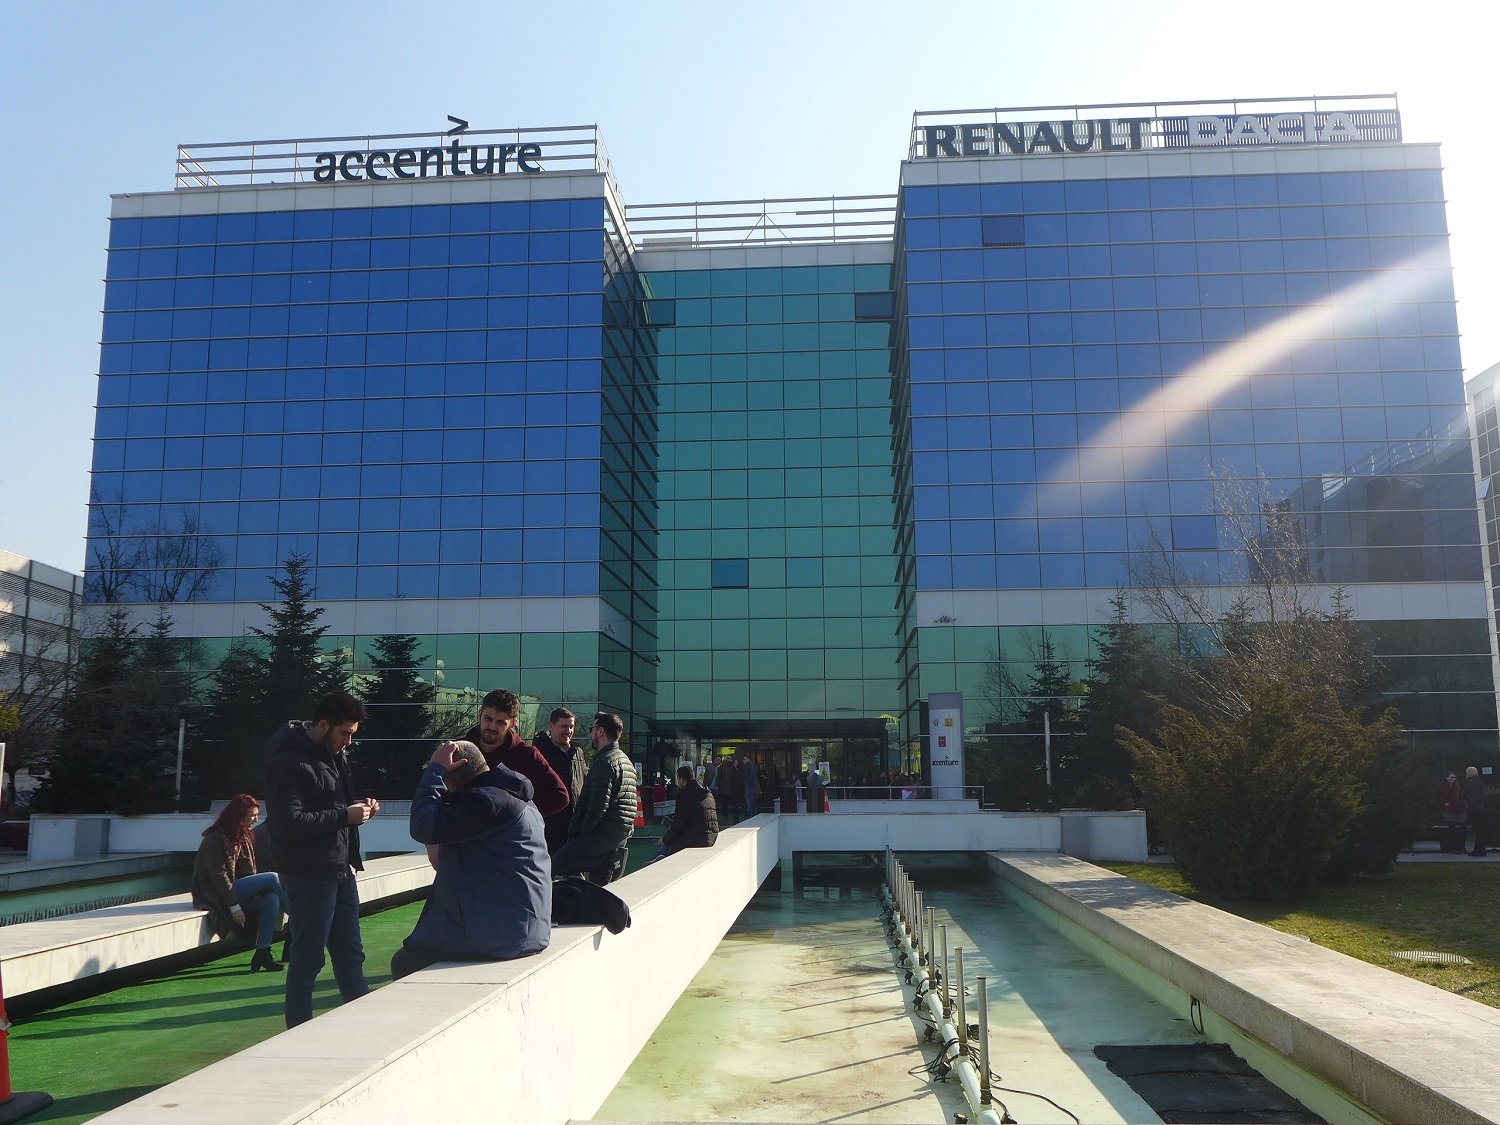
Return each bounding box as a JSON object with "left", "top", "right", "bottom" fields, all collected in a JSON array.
[
  {"left": 955, "top": 947, "right": 968, "bottom": 1055},
  {"left": 977, "top": 975, "right": 992, "bottom": 1106}
]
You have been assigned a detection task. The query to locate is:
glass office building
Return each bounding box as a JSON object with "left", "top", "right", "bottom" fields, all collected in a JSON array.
[{"left": 86, "top": 99, "right": 1498, "bottom": 792}]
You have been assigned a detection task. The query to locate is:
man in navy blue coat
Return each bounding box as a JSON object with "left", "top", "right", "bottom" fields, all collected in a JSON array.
[{"left": 391, "top": 740, "right": 552, "bottom": 979}]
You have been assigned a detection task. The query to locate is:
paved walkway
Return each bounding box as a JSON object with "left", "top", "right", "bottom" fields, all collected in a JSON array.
[{"left": 1398, "top": 839, "right": 1497, "bottom": 863}]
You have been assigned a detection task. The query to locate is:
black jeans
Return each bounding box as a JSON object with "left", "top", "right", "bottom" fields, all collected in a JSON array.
[{"left": 552, "top": 830, "right": 629, "bottom": 884}]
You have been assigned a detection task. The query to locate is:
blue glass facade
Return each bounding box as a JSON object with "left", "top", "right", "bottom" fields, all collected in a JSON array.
[
  {"left": 892, "top": 153, "right": 1494, "bottom": 756},
  {"left": 96, "top": 196, "right": 610, "bottom": 604},
  {"left": 84, "top": 110, "right": 1498, "bottom": 784},
  {"left": 92, "top": 181, "right": 657, "bottom": 738}
]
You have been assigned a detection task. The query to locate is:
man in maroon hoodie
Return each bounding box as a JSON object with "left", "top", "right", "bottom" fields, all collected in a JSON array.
[{"left": 462, "top": 689, "right": 569, "bottom": 820}]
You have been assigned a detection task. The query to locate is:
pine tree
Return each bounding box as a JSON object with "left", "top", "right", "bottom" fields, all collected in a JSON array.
[
  {"left": 1076, "top": 593, "right": 1175, "bottom": 800},
  {"left": 357, "top": 634, "right": 437, "bottom": 798},
  {"left": 253, "top": 554, "right": 346, "bottom": 723},
  {"left": 33, "top": 607, "right": 189, "bottom": 814}
]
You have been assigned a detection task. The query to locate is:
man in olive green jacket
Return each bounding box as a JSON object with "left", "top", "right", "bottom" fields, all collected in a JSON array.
[{"left": 551, "top": 712, "right": 638, "bottom": 885}]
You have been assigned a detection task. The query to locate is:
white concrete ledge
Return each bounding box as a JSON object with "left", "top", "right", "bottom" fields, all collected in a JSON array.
[
  {"left": 29, "top": 812, "right": 423, "bottom": 860},
  {"left": 777, "top": 808, "right": 1147, "bottom": 863},
  {"left": 988, "top": 853, "right": 1500, "bottom": 1125},
  {"left": 0, "top": 852, "right": 182, "bottom": 893},
  {"left": 1, "top": 854, "right": 434, "bottom": 999},
  {"left": 92, "top": 819, "right": 780, "bottom": 1125}
]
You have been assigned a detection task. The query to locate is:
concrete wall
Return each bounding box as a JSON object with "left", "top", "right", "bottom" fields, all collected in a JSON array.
[
  {"left": 94, "top": 816, "right": 781, "bottom": 1125},
  {"left": 30, "top": 806, "right": 1147, "bottom": 863},
  {"left": 987, "top": 853, "right": 1500, "bottom": 1125},
  {"left": 1058, "top": 810, "right": 1149, "bottom": 862},
  {"left": 30, "top": 811, "right": 424, "bottom": 860},
  {"left": 776, "top": 808, "right": 1147, "bottom": 863}
]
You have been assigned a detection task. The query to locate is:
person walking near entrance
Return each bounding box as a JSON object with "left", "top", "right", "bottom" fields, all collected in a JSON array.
[
  {"left": 716, "top": 757, "right": 739, "bottom": 825},
  {"left": 1464, "top": 766, "right": 1488, "bottom": 856},
  {"left": 741, "top": 755, "right": 759, "bottom": 820}
]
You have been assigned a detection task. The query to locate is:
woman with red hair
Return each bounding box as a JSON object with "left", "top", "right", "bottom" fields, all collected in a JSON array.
[{"left": 191, "top": 794, "right": 287, "bottom": 972}]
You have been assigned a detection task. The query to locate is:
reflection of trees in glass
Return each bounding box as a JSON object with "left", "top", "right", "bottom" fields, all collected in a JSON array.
[
  {"left": 1076, "top": 593, "right": 1179, "bottom": 801},
  {"left": 193, "top": 555, "right": 349, "bottom": 801},
  {"left": 193, "top": 638, "right": 265, "bottom": 800},
  {"left": 252, "top": 555, "right": 346, "bottom": 722},
  {"left": 356, "top": 634, "right": 437, "bottom": 799},
  {"left": 969, "top": 629, "right": 1082, "bottom": 810},
  {"left": 33, "top": 608, "right": 196, "bottom": 814},
  {"left": 86, "top": 490, "right": 224, "bottom": 604}
]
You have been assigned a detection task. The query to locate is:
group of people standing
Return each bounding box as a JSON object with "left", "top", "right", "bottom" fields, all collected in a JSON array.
[
  {"left": 699, "top": 755, "right": 767, "bottom": 822},
  {"left": 192, "top": 688, "right": 649, "bottom": 1029},
  {"left": 1435, "top": 766, "right": 1489, "bottom": 857}
]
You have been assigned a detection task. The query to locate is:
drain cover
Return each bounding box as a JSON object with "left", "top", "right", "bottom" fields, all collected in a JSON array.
[
  {"left": 1095, "top": 1043, "right": 1325, "bottom": 1124},
  {"left": 1393, "top": 950, "right": 1472, "bottom": 964}
]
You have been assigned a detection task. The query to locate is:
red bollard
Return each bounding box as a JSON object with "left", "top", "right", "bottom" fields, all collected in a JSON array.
[{"left": 0, "top": 964, "right": 52, "bottom": 1123}]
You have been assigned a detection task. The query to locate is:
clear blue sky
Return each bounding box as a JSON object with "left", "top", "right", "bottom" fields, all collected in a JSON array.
[{"left": 2, "top": 0, "right": 1493, "bottom": 573}]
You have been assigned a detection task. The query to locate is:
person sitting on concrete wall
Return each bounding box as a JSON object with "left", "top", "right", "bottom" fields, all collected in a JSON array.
[
  {"left": 192, "top": 792, "right": 286, "bottom": 974},
  {"left": 393, "top": 740, "right": 552, "bottom": 979},
  {"left": 551, "top": 712, "right": 638, "bottom": 885},
  {"left": 651, "top": 764, "right": 719, "bottom": 862}
]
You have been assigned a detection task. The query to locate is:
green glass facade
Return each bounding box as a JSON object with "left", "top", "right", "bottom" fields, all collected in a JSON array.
[{"left": 641, "top": 251, "right": 906, "bottom": 782}]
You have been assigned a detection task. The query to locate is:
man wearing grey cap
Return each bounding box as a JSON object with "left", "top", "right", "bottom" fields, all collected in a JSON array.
[{"left": 391, "top": 740, "right": 552, "bottom": 978}]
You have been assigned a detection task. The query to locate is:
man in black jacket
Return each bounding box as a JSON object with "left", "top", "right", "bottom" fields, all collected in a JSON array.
[
  {"left": 552, "top": 712, "right": 638, "bottom": 884},
  {"left": 265, "top": 690, "right": 379, "bottom": 1028},
  {"left": 652, "top": 764, "right": 719, "bottom": 860},
  {"left": 533, "top": 706, "right": 586, "bottom": 854}
]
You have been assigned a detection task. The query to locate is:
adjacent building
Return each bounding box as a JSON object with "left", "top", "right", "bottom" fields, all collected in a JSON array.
[{"left": 86, "top": 97, "right": 1497, "bottom": 791}]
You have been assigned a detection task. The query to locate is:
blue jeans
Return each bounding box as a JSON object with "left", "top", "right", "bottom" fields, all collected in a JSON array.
[
  {"left": 232, "top": 871, "right": 286, "bottom": 950},
  {"left": 744, "top": 792, "right": 758, "bottom": 820},
  {"left": 281, "top": 870, "right": 368, "bottom": 1029}
]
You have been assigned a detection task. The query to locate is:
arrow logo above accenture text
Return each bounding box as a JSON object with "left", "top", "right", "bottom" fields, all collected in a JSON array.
[{"left": 447, "top": 115, "right": 468, "bottom": 135}]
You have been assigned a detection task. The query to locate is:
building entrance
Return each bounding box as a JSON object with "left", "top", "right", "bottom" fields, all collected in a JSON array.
[{"left": 642, "top": 718, "right": 893, "bottom": 813}]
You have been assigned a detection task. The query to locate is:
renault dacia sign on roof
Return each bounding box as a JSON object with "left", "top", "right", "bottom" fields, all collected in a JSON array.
[{"left": 909, "top": 96, "right": 1402, "bottom": 159}]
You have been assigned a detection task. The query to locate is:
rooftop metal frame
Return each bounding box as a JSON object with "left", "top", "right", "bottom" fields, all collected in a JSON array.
[
  {"left": 625, "top": 195, "right": 896, "bottom": 248},
  {"left": 175, "top": 124, "right": 617, "bottom": 192}
]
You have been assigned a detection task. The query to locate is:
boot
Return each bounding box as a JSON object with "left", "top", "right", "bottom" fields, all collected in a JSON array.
[{"left": 251, "top": 947, "right": 285, "bottom": 973}]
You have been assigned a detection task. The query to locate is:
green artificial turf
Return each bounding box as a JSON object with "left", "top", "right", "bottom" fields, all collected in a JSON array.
[
  {"left": 7, "top": 901, "right": 425, "bottom": 1125},
  {"left": 1105, "top": 862, "right": 1500, "bottom": 1008}
]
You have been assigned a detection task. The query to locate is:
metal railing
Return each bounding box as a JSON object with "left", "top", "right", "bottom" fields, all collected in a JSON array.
[
  {"left": 827, "top": 784, "right": 985, "bottom": 803},
  {"left": 175, "top": 124, "right": 616, "bottom": 191},
  {"left": 625, "top": 194, "right": 896, "bottom": 248}
]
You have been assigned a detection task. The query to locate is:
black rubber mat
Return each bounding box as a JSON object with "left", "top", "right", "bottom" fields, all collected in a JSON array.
[{"left": 1094, "top": 1043, "right": 1325, "bottom": 1124}]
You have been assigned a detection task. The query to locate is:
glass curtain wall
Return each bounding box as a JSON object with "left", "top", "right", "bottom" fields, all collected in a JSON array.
[
  {"left": 645, "top": 256, "right": 904, "bottom": 769},
  {"left": 92, "top": 191, "right": 620, "bottom": 742},
  {"left": 894, "top": 166, "right": 1494, "bottom": 757}
]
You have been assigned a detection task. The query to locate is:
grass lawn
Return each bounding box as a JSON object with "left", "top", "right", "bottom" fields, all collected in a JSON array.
[{"left": 1104, "top": 862, "right": 1500, "bottom": 1009}]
